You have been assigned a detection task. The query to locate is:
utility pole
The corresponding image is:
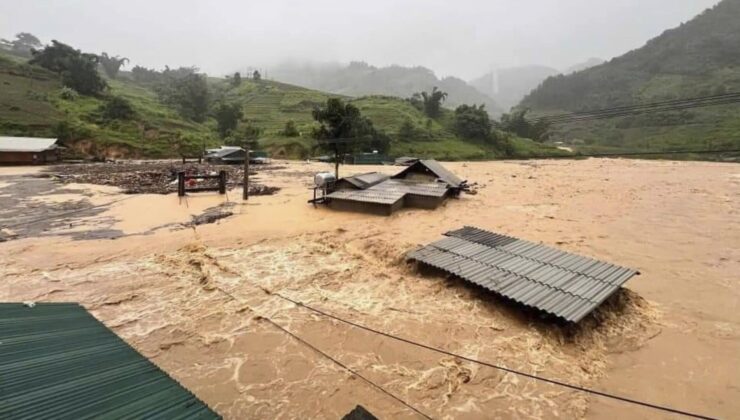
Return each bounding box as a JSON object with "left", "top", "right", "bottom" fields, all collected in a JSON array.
[
  {"left": 334, "top": 143, "right": 339, "bottom": 180},
  {"left": 243, "top": 147, "right": 250, "bottom": 200}
]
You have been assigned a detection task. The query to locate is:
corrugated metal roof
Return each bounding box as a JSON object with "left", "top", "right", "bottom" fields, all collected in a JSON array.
[
  {"left": 392, "top": 159, "right": 464, "bottom": 188},
  {"left": 408, "top": 226, "right": 639, "bottom": 322},
  {"left": 327, "top": 178, "right": 449, "bottom": 206},
  {"left": 0, "top": 137, "right": 58, "bottom": 152},
  {"left": 326, "top": 188, "right": 405, "bottom": 205},
  {"left": 0, "top": 303, "right": 220, "bottom": 419},
  {"left": 340, "top": 172, "right": 390, "bottom": 189}
]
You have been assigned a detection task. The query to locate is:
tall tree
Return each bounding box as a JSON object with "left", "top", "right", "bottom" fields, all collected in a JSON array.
[
  {"left": 231, "top": 72, "right": 242, "bottom": 87},
  {"left": 213, "top": 101, "right": 243, "bottom": 138},
  {"left": 411, "top": 87, "right": 447, "bottom": 119},
  {"left": 30, "top": 40, "right": 107, "bottom": 95},
  {"left": 99, "top": 53, "right": 129, "bottom": 79},
  {"left": 252, "top": 70, "right": 261, "bottom": 81},
  {"left": 453, "top": 104, "right": 492, "bottom": 141},
  {"left": 312, "top": 98, "right": 390, "bottom": 155},
  {"left": 155, "top": 72, "right": 210, "bottom": 122},
  {"left": 0, "top": 32, "right": 42, "bottom": 57},
  {"left": 498, "top": 108, "right": 550, "bottom": 142}
]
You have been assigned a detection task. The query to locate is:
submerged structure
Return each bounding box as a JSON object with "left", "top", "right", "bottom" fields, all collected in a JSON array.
[
  {"left": 408, "top": 226, "right": 639, "bottom": 322},
  {"left": 0, "top": 303, "right": 219, "bottom": 418},
  {"left": 319, "top": 160, "right": 466, "bottom": 216}
]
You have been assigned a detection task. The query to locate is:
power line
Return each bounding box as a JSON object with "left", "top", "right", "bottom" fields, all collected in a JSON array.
[
  {"left": 529, "top": 92, "right": 740, "bottom": 124},
  {"left": 263, "top": 290, "right": 716, "bottom": 420},
  {"left": 509, "top": 148, "right": 740, "bottom": 160},
  {"left": 257, "top": 316, "right": 434, "bottom": 420}
]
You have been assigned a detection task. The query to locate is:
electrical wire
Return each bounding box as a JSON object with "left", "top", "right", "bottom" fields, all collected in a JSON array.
[
  {"left": 529, "top": 92, "right": 740, "bottom": 124},
  {"left": 262, "top": 289, "right": 717, "bottom": 420},
  {"left": 258, "top": 316, "right": 434, "bottom": 420}
]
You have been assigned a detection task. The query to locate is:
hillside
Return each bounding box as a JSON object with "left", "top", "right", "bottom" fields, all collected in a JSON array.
[
  {"left": 520, "top": 0, "right": 740, "bottom": 154},
  {"left": 268, "top": 61, "right": 503, "bottom": 115},
  {"left": 1, "top": 52, "right": 562, "bottom": 160}
]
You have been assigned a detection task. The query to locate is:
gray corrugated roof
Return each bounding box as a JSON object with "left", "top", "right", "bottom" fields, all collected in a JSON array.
[
  {"left": 340, "top": 172, "right": 390, "bottom": 189},
  {"left": 0, "top": 137, "right": 58, "bottom": 152},
  {"left": 327, "top": 178, "right": 449, "bottom": 207},
  {"left": 408, "top": 226, "right": 639, "bottom": 322},
  {"left": 0, "top": 302, "right": 220, "bottom": 419},
  {"left": 392, "top": 159, "right": 464, "bottom": 188}
]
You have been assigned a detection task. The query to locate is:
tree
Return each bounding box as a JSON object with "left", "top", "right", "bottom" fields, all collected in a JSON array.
[
  {"left": 282, "top": 120, "right": 299, "bottom": 137},
  {"left": 312, "top": 98, "right": 390, "bottom": 155},
  {"left": 131, "top": 65, "right": 160, "bottom": 83},
  {"left": 231, "top": 72, "right": 242, "bottom": 87},
  {"left": 99, "top": 53, "right": 129, "bottom": 79},
  {"left": 454, "top": 104, "right": 491, "bottom": 141},
  {"left": 100, "top": 96, "right": 135, "bottom": 120},
  {"left": 0, "top": 32, "right": 42, "bottom": 57},
  {"left": 411, "top": 87, "right": 447, "bottom": 119},
  {"left": 398, "top": 117, "right": 417, "bottom": 140},
  {"left": 498, "top": 108, "right": 550, "bottom": 142},
  {"left": 155, "top": 72, "right": 210, "bottom": 122},
  {"left": 30, "top": 40, "right": 107, "bottom": 95},
  {"left": 252, "top": 70, "right": 261, "bottom": 81},
  {"left": 213, "top": 101, "right": 243, "bottom": 138}
]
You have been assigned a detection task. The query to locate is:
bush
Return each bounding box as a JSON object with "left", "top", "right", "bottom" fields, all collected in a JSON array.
[
  {"left": 282, "top": 120, "right": 300, "bottom": 137},
  {"left": 59, "top": 87, "right": 79, "bottom": 101},
  {"left": 100, "top": 96, "right": 136, "bottom": 120}
]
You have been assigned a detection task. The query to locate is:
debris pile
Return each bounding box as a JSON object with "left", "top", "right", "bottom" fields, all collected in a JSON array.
[{"left": 42, "top": 161, "right": 283, "bottom": 195}]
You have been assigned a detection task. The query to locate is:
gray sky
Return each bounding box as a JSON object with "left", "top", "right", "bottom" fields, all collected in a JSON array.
[{"left": 1, "top": 0, "right": 721, "bottom": 79}]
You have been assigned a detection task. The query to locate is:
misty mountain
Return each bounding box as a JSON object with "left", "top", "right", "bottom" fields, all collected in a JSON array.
[
  {"left": 469, "top": 65, "right": 559, "bottom": 112},
  {"left": 468, "top": 59, "right": 606, "bottom": 112},
  {"left": 520, "top": 0, "right": 740, "bottom": 153},
  {"left": 522, "top": 0, "right": 740, "bottom": 111},
  {"left": 267, "top": 61, "right": 503, "bottom": 115}
]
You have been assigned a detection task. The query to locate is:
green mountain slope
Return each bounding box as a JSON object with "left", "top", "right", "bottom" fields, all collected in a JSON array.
[
  {"left": 0, "top": 52, "right": 560, "bottom": 160},
  {"left": 520, "top": 0, "right": 740, "bottom": 154}
]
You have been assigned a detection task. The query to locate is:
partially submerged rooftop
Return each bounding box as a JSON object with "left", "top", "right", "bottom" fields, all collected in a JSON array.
[
  {"left": 408, "top": 226, "right": 639, "bottom": 322},
  {"left": 325, "top": 159, "right": 466, "bottom": 215}
]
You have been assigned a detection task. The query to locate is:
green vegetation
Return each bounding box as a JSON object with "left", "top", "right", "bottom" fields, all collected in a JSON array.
[
  {"left": 312, "top": 97, "right": 391, "bottom": 154},
  {"left": 30, "top": 41, "right": 107, "bottom": 96},
  {"left": 1, "top": 43, "right": 560, "bottom": 160},
  {"left": 521, "top": 0, "right": 740, "bottom": 156}
]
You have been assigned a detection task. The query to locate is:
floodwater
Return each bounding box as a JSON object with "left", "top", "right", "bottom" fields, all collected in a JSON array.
[{"left": 1, "top": 159, "right": 738, "bottom": 419}]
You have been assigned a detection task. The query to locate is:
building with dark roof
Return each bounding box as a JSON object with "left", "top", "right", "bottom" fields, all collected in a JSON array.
[
  {"left": 325, "top": 160, "right": 466, "bottom": 215},
  {"left": 0, "top": 303, "right": 220, "bottom": 419},
  {"left": 0, "top": 137, "right": 61, "bottom": 165}
]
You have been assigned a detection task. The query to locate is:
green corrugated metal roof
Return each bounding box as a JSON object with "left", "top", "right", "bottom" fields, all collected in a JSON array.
[{"left": 0, "top": 303, "right": 220, "bottom": 419}]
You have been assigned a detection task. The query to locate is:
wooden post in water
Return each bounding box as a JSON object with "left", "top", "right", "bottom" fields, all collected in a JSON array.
[{"left": 243, "top": 148, "right": 250, "bottom": 200}]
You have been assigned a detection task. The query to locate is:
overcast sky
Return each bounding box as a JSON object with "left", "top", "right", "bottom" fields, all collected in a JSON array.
[{"left": 1, "top": 0, "right": 721, "bottom": 79}]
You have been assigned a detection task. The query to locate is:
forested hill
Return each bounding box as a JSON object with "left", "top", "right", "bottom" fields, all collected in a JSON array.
[
  {"left": 519, "top": 0, "right": 740, "bottom": 154},
  {"left": 522, "top": 0, "right": 740, "bottom": 111}
]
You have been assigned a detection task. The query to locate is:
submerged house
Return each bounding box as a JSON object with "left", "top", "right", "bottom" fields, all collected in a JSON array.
[
  {"left": 325, "top": 160, "right": 466, "bottom": 215},
  {"left": 0, "top": 137, "right": 61, "bottom": 165}
]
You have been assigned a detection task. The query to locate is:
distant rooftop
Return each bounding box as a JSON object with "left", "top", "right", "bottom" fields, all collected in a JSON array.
[{"left": 0, "top": 137, "right": 58, "bottom": 153}]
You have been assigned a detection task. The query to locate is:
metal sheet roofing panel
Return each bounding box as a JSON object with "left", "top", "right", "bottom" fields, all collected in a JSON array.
[
  {"left": 392, "top": 159, "right": 464, "bottom": 188},
  {"left": 0, "top": 137, "right": 58, "bottom": 152},
  {"left": 408, "top": 226, "right": 639, "bottom": 322},
  {"left": 0, "top": 303, "right": 219, "bottom": 419}
]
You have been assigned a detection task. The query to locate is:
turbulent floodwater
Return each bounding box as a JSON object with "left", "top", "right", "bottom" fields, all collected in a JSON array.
[{"left": 1, "top": 159, "right": 738, "bottom": 419}]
